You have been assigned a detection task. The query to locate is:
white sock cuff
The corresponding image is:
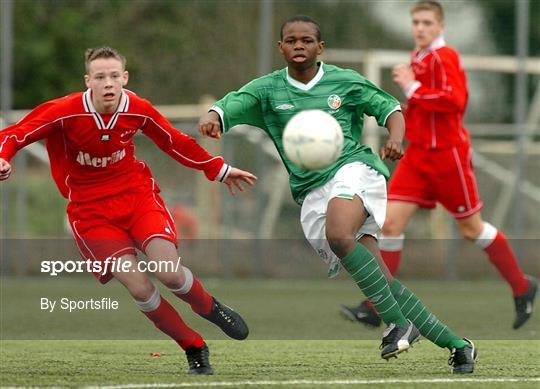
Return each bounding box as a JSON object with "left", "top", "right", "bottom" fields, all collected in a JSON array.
[
  {"left": 379, "top": 234, "right": 405, "bottom": 252},
  {"left": 474, "top": 222, "right": 498, "bottom": 249},
  {"left": 135, "top": 288, "right": 161, "bottom": 312},
  {"left": 170, "top": 266, "right": 194, "bottom": 295}
]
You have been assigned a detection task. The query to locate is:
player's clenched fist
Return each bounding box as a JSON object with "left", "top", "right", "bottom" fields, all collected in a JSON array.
[
  {"left": 0, "top": 158, "right": 12, "bottom": 180},
  {"left": 198, "top": 111, "right": 222, "bottom": 139},
  {"left": 392, "top": 64, "right": 415, "bottom": 89},
  {"left": 380, "top": 139, "right": 404, "bottom": 161}
]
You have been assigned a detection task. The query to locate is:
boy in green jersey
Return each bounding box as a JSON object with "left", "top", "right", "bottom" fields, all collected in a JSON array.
[{"left": 198, "top": 15, "right": 476, "bottom": 373}]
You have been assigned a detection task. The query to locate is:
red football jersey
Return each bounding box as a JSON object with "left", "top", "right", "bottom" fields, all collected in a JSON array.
[
  {"left": 0, "top": 89, "right": 228, "bottom": 203},
  {"left": 404, "top": 35, "right": 470, "bottom": 149}
]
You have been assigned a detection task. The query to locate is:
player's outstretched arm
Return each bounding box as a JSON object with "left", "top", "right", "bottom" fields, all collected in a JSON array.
[
  {"left": 198, "top": 111, "right": 222, "bottom": 139},
  {"left": 222, "top": 167, "right": 257, "bottom": 196},
  {"left": 0, "top": 158, "right": 12, "bottom": 180},
  {"left": 380, "top": 111, "right": 405, "bottom": 161}
]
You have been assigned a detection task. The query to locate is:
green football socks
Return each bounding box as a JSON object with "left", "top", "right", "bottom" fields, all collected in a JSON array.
[
  {"left": 341, "top": 244, "right": 408, "bottom": 327},
  {"left": 390, "top": 279, "right": 468, "bottom": 349}
]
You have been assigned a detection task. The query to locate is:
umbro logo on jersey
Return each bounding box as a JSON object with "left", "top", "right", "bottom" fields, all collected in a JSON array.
[
  {"left": 76, "top": 149, "right": 126, "bottom": 168},
  {"left": 275, "top": 103, "right": 295, "bottom": 110}
]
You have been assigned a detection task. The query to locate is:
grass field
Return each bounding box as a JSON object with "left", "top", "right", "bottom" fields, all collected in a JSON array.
[{"left": 1, "top": 277, "right": 539, "bottom": 388}]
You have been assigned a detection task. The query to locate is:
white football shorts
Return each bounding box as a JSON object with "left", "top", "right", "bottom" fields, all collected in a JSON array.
[{"left": 300, "top": 162, "right": 387, "bottom": 278}]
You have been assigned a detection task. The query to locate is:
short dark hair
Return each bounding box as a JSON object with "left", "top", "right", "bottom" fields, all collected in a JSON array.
[
  {"left": 411, "top": 1, "right": 444, "bottom": 21},
  {"left": 85, "top": 47, "right": 126, "bottom": 73},
  {"left": 280, "top": 15, "right": 321, "bottom": 41}
]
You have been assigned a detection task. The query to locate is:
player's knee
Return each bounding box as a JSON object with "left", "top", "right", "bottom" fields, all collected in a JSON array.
[
  {"left": 161, "top": 274, "right": 185, "bottom": 290},
  {"left": 382, "top": 217, "right": 403, "bottom": 236},
  {"left": 457, "top": 223, "right": 482, "bottom": 241},
  {"left": 326, "top": 228, "right": 355, "bottom": 258},
  {"left": 128, "top": 279, "right": 155, "bottom": 301},
  {"left": 155, "top": 267, "right": 187, "bottom": 290}
]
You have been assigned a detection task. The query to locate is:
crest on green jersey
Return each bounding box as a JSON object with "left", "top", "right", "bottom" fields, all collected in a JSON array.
[{"left": 327, "top": 95, "right": 342, "bottom": 110}]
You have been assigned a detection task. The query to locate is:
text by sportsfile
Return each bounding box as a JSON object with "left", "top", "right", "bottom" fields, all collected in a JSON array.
[{"left": 40, "top": 297, "right": 119, "bottom": 313}]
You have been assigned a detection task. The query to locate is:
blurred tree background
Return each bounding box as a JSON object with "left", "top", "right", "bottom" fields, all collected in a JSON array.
[
  {"left": 12, "top": 0, "right": 402, "bottom": 107},
  {"left": 12, "top": 0, "right": 539, "bottom": 109}
]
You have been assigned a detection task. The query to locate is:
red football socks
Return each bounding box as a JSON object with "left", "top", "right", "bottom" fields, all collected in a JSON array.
[
  {"left": 174, "top": 276, "right": 214, "bottom": 315},
  {"left": 381, "top": 249, "right": 402, "bottom": 276},
  {"left": 484, "top": 231, "right": 529, "bottom": 296},
  {"left": 379, "top": 234, "right": 405, "bottom": 276},
  {"left": 142, "top": 296, "right": 205, "bottom": 350}
]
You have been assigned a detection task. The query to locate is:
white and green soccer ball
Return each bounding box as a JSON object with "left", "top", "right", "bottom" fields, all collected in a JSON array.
[{"left": 283, "top": 109, "right": 344, "bottom": 170}]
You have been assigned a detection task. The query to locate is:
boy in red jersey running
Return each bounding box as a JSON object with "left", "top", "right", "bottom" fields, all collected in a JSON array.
[
  {"left": 0, "top": 47, "right": 256, "bottom": 375},
  {"left": 340, "top": 0, "right": 537, "bottom": 330}
]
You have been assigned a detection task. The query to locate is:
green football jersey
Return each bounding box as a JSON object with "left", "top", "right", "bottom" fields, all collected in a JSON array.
[{"left": 212, "top": 62, "right": 400, "bottom": 205}]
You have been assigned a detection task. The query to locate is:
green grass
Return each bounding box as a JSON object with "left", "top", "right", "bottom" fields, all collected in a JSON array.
[
  {"left": 1, "top": 277, "right": 539, "bottom": 387},
  {"left": 1, "top": 340, "right": 539, "bottom": 388}
]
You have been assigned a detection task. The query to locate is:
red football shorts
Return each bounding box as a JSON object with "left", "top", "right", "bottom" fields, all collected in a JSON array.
[
  {"left": 388, "top": 142, "right": 483, "bottom": 219},
  {"left": 67, "top": 185, "right": 178, "bottom": 284}
]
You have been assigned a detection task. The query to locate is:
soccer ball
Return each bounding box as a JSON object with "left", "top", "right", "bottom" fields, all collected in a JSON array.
[{"left": 283, "top": 109, "right": 344, "bottom": 170}]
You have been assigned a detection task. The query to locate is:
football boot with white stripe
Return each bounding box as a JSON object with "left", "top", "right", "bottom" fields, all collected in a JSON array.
[
  {"left": 340, "top": 300, "right": 381, "bottom": 328},
  {"left": 448, "top": 338, "right": 477, "bottom": 374},
  {"left": 513, "top": 276, "right": 538, "bottom": 329},
  {"left": 380, "top": 319, "right": 420, "bottom": 360}
]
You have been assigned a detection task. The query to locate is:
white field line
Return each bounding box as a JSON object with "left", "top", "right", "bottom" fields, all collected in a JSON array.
[{"left": 78, "top": 377, "right": 540, "bottom": 388}]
